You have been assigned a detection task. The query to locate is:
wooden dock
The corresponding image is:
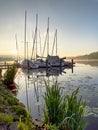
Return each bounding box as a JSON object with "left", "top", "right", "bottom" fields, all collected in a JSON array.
[{"left": 0, "top": 62, "right": 17, "bottom": 69}]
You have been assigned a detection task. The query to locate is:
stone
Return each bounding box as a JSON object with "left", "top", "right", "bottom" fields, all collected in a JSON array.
[
  {"left": 0, "top": 122, "right": 7, "bottom": 130},
  {"left": 9, "top": 122, "right": 18, "bottom": 130}
]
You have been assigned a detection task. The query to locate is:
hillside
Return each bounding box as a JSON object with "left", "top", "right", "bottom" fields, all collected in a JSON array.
[{"left": 74, "top": 51, "right": 98, "bottom": 59}]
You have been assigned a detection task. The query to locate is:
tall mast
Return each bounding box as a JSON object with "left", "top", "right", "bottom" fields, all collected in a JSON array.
[
  {"left": 15, "top": 34, "right": 20, "bottom": 61},
  {"left": 47, "top": 17, "right": 49, "bottom": 56},
  {"left": 35, "top": 14, "right": 38, "bottom": 60},
  {"left": 24, "top": 10, "right": 27, "bottom": 59}
]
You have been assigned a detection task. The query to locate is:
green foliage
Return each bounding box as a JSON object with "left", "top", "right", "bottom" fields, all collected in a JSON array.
[
  {"left": 43, "top": 81, "right": 67, "bottom": 126},
  {"left": 44, "top": 124, "right": 59, "bottom": 130},
  {"left": 43, "top": 82, "right": 86, "bottom": 130},
  {"left": 11, "top": 105, "right": 27, "bottom": 119},
  {"left": 0, "top": 113, "right": 13, "bottom": 126},
  {"left": 0, "top": 80, "right": 32, "bottom": 130},
  {"left": 0, "top": 84, "right": 19, "bottom": 106},
  {"left": 3, "top": 65, "right": 17, "bottom": 85},
  {"left": 0, "top": 68, "right": 2, "bottom": 77},
  {"left": 64, "top": 88, "right": 86, "bottom": 130},
  {"left": 5, "top": 96, "right": 19, "bottom": 105},
  {"left": 17, "top": 113, "right": 32, "bottom": 130},
  {"left": 17, "top": 116, "right": 29, "bottom": 130}
]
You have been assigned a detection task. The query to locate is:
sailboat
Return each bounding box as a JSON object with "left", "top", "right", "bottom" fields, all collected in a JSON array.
[
  {"left": 31, "top": 15, "right": 51, "bottom": 68},
  {"left": 46, "top": 29, "right": 73, "bottom": 67},
  {"left": 21, "top": 11, "right": 73, "bottom": 69},
  {"left": 21, "top": 11, "right": 38, "bottom": 69}
]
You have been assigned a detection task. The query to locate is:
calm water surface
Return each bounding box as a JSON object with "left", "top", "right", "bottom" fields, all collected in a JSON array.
[{"left": 15, "top": 61, "right": 98, "bottom": 130}]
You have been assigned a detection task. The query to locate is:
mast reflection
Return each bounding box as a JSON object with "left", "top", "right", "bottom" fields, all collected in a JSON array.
[{"left": 23, "top": 66, "right": 73, "bottom": 118}]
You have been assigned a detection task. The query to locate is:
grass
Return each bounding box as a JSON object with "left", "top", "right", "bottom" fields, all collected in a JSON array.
[
  {"left": 43, "top": 81, "right": 86, "bottom": 130},
  {"left": 43, "top": 81, "right": 67, "bottom": 126}
]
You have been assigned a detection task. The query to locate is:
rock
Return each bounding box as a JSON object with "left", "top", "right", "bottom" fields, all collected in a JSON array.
[
  {"left": 0, "top": 122, "right": 7, "bottom": 130},
  {"left": 9, "top": 122, "right": 18, "bottom": 130}
]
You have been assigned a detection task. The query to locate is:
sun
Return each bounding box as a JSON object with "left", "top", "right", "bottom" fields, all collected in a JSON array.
[{"left": 9, "top": 50, "right": 18, "bottom": 55}]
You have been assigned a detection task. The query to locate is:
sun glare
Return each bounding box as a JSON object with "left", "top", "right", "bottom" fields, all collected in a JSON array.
[{"left": 9, "top": 50, "right": 18, "bottom": 55}]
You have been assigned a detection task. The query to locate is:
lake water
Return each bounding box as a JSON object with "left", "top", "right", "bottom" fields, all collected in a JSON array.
[{"left": 15, "top": 60, "right": 98, "bottom": 130}]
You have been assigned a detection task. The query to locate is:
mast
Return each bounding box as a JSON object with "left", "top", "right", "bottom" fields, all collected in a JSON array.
[
  {"left": 24, "top": 10, "right": 27, "bottom": 59},
  {"left": 47, "top": 17, "right": 49, "bottom": 56},
  {"left": 56, "top": 29, "right": 57, "bottom": 56},
  {"left": 15, "top": 34, "right": 20, "bottom": 62},
  {"left": 35, "top": 14, "right": 38, "bottom": 60}
]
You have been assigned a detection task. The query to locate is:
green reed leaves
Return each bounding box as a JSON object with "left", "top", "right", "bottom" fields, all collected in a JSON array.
[
  {"left": 43, "top": 82, "right": 86, "bottom": 130},
  {"left": 43, "top": 81, "right": 67, "bottom": 126}
]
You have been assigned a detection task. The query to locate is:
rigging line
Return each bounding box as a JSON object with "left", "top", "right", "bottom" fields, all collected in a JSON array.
[
  {"left": 42, "top": 33, "right": 48, "bottom": 58},
  {"left": 42, "top": 17, "right": 49, "bottom": 58},
  {"left": 39, "top": 30, "right": 42, "bottom": 58},
  {"left": 31, "top": 14, "right": 38, "bottom": 60},
  {"left": 51, "top": 29, "right": 57, "bottom": 56},
  {"left": 51, "top": 31, "right": 56, "bottom": 56},
  {"left": 31, "top": 32, "right": 36, "bottom": 60}
]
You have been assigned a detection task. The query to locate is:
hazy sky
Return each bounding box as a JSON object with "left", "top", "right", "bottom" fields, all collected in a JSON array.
[{"left": 0, "top": 0, "right": 98, "bottom": 57}]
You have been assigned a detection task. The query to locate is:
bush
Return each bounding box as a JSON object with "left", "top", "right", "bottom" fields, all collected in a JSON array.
[
  {"left": 3, "top": 66, "right": 17, "bottom": 85},
  {"left": 0, "top": 68, "right": 2, "bottom": 78},
  {"left": 0, "top": 113, "right": 13, "bottom": 126}
]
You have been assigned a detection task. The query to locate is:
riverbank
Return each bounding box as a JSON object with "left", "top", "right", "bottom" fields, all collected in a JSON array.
[
  {"left": 0, "top": 79, "right": 45, "bottom": 130},
  {"left": 0, "top": 80, "right": 33, "bottom": 130}
]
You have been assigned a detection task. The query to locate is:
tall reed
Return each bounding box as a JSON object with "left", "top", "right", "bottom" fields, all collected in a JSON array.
[{"left": 43, "top": 82, "right": 86, "bottom": 130}]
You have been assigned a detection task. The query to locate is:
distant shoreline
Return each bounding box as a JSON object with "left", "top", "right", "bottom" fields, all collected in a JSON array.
[{"left": 73, "top": 59, "right": 98, "bottom": 62}]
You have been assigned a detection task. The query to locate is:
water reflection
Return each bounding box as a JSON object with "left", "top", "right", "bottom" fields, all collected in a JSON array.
[
  {"left": 16, "top": 66, "right": 73, "bottom": 120},
  {"left": 15, "top": 63, "right": 98, "bottom": 129}
]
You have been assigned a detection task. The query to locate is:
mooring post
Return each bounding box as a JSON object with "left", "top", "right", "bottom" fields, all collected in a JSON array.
[
  {"left": 27, "top": 60, "right": 29, "bottom": 70},
  {"left": 71, "top": 59, "right": 74, "bottom": 73},
  {"left": 60, "top": 59, "right": 62, "bottom": 68},
  {"left": 72, "top": 59, "right": 73, "bottom": 66},
  {"left": 5, "top": 61, "right": 6, "bottom": 68},
  {"left": 46, "top": 59, "right": 48, "bottom": 68}
]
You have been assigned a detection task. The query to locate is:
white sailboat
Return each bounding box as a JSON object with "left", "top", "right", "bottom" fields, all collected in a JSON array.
[
  {"left": 21, "top": 11, "right": 38, "bottom": 69},
  {"left": 46, "top": 29, "right": 73, "bottom": 67},
  {"left": 31, "top": 15, "right": 50, "bottom": 68}
]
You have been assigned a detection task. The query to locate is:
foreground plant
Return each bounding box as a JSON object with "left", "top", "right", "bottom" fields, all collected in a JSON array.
[
  {"left": 3, "top": 65, "right": 17, "bottom": 86},
  {"left": 0, "top": 68, "right": 2, "bottom": 78},
  {"left": 43, "top": 82, "right": 86, "bottom": 130},
  {"left": 43, "top": 81, "right": 67, "bottom": 126}
]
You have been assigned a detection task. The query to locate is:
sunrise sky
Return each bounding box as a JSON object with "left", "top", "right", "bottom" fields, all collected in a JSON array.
[{"left": 0, "top": 0, "right": 98, "bottom": 58}]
